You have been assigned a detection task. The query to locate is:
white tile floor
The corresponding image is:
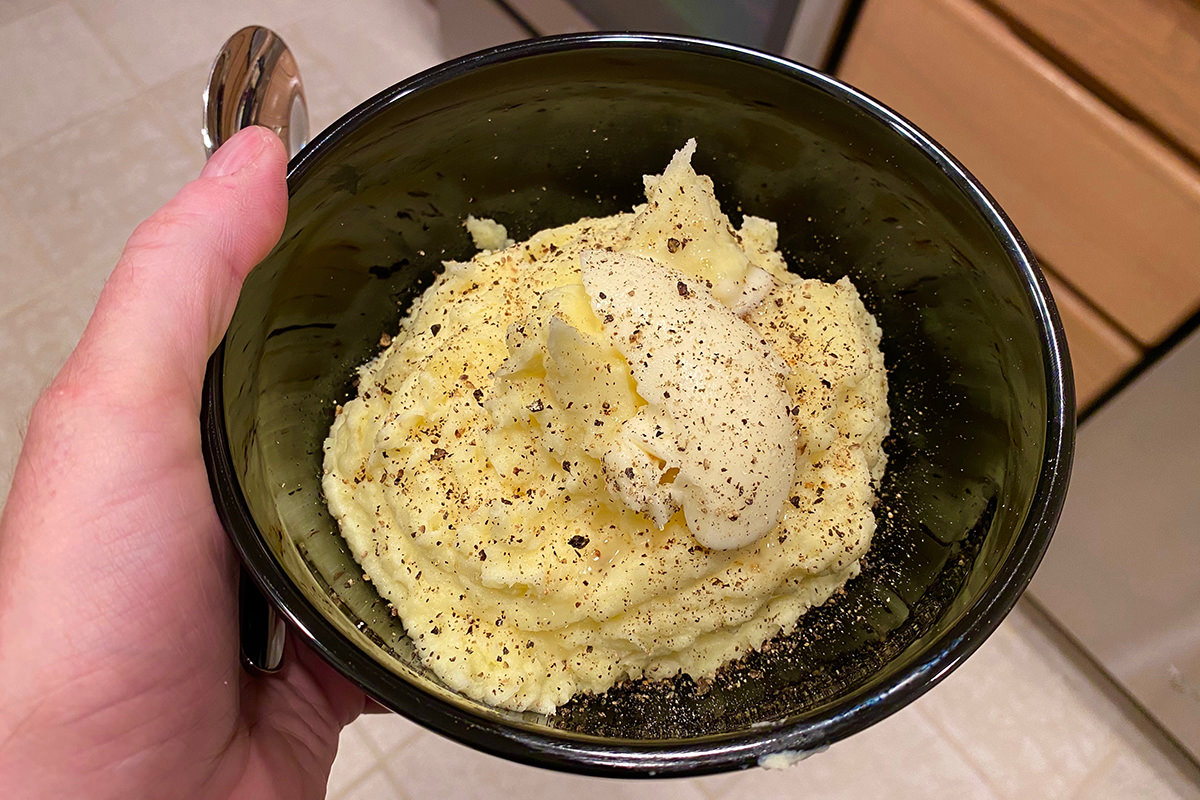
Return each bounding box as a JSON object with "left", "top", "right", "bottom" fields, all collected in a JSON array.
[{"left": 0, "top": 1, "right": 1197, "bottom": 798}]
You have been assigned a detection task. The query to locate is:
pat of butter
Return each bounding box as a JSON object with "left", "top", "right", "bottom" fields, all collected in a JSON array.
[{"left": 581, "top": 250, "right": 797, "bottom": 550}]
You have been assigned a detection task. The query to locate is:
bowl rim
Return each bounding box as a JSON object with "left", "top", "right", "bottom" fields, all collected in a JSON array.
[{"left": 201, "top": 31, "right": 1075, "bottom": 777}]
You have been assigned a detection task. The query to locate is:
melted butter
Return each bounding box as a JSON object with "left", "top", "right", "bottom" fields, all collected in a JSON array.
[{"left": 580, "top": 250, "right": 797, "bottom": 549}]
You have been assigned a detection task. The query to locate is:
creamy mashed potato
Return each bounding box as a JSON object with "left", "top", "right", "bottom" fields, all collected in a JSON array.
[{"left": 323, "top": 141, "right": 889, "bottom": 713}]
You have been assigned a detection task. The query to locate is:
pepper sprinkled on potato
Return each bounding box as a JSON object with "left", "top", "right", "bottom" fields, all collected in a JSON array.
[{"left": 322, "top": 140, "right": 889, "bottom": 714}]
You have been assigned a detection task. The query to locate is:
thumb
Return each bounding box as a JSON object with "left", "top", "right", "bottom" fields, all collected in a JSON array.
[{"left": 64, "top": 125, "right": 287, "bottom": 409}]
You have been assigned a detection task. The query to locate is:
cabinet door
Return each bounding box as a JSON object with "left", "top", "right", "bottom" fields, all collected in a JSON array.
[
  {"left": 839, "top": 0, "right": 1200, "bottom": 347},
  {"left": 1043, "top": 274, "right": 1139, "bottom": 409},
  {"left": 991, "top": 0, "right": 1200, "bottom": 161}
]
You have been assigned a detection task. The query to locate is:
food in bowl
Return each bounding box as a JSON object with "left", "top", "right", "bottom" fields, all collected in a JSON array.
[
  {"left": 204, "top": 33, "right": 1074, "bottom": 773},
  {"left": 321, "top": 140, "right": 889, "bottom": 713}
]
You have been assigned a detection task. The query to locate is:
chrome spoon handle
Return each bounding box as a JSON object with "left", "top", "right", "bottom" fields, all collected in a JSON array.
[
  {"left": 203, "top": 26, "right": 309, "bottom": 675},
  {"left": 203, "top": 25, "right": 310, "bottom": 159}
]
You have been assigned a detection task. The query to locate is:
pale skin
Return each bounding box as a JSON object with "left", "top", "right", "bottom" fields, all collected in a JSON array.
[{"left": 0, "top": 128, "right": 368, "bottom": 799}]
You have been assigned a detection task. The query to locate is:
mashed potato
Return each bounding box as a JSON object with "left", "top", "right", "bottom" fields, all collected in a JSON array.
[{"left": 322, "top": 141, "right": 889, "bottom": 713}]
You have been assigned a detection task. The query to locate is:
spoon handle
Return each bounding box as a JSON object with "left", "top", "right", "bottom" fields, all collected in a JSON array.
[
  {"left": 203, "top": 25, "right": 310, "bottom": 159},
  {"left": 203, "top": 26, "right": 310, "bottom": 675}
]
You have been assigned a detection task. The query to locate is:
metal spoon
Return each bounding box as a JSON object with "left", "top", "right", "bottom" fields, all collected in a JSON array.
[
  {"left": 202, "top": 26, "right": 310, "bottom": 674},
  {"left": 203, "top": 25, "right": 310, "bottom": 159}
]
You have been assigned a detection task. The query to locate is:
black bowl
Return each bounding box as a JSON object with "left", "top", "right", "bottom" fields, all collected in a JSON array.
[{"left": 201, "top": 33, "right": 1074, "bottom": 776}]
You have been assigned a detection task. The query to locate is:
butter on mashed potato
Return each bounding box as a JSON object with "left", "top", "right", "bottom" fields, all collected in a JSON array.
[{"left": 322, "top": 140, "right": 890, "bottom": 713}]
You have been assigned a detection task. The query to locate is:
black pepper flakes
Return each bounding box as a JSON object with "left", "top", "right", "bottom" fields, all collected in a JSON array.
[{"left": 568, "top": 535, "right": 589, "bottom": 549}]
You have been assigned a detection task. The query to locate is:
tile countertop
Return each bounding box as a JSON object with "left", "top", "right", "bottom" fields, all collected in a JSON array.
[{"left": 0, "top": 1, "right": 1196, "bottom": 798}]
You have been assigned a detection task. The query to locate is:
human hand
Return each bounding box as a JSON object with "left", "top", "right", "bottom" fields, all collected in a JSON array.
[{"left": 0, "top": 127, "right": 369, "bottom": 799}]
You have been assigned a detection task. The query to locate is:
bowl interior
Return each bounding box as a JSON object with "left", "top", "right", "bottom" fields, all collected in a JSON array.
[{"left": 209, "top": 36, "right": 1066, "bottom": 765}]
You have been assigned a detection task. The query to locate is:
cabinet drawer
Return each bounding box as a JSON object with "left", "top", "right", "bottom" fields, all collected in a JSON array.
[
  {"left": 991, "top": 0, "right": 1200, "bottom": 161},
  {"left": 1044, "top": 273, "right": 1141, "bottom": 409},
  {"left": 839, "top": 0, "right": 1200, "bottom": 345}
]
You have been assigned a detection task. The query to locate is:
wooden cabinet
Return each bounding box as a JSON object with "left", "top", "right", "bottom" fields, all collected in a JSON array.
[
  {"left": 1043, "top": 274, "right": 1140, "bottom": 407},
  {"left": 838, "top": 0, "right": 1200, "bottom": 408},
  {"left": 991, "top": 0, "right": 1200, "bottom": 161}
]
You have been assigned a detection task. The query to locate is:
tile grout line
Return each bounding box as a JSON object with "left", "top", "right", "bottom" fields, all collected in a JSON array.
[
  {"left": 912, "top": 704, "right": 1008, "bottom": 799},
  {"left": 328, "top": 767, "right": 381, "bottom": 800},
  {"left": 0, "top": 269, "right": 101, "bottom": 457},
  {"left": 0, "top": 3, "right": 138, "bottom": 164},
  {"left": 350, "top": 720, "right": 389, "bottom": 759},
  {"left": 369, "top": 723, "right": 427, "bottom": 800},
  {"left": 337, "top": 717, "right": 426, "bottom": 799},
  {"left": 376, "top": 749, "right": 417, "bottom": 800},
  {"left": 1, "top": 3, "right": 49, "bottom": 27},
  {"left": 0, "top": 109, "right": 113, "bottom": 173},
  {"left": 328, "top": 724, "right": 391, "bottom": 800},
  {"left": 0, "top": 84, "right": 206, "bottom": 312},
  {"left": 1000, "top": 607, "right": 1177, "bottom": 794},
  {"left": 1068, "top": 739, "right": 1122, "bottom": 800},
  {"left": 0, "top": 268, "right": 98, "bottom": 330},
  {"left": 1, "top": 413, "right": 31, "bottom": 484},
  {"left": 692, "top": 776, "right": 732, "bottom": 800},
  {"left": 0, "top": 197, "right": 57, "bottom": 317},
  {"left": 65, "top": 0, "right": 149, "bottom": 91},
  {"left": 144, "top": 77, "right": 211, "bottom": 160},
  {"left": 0, "top": 92, "right": 152, "bottom": 192}
]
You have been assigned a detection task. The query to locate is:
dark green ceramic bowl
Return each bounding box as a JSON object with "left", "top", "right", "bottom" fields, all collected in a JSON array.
[{"left": 201, "top": 33, "right": 1074, "bottom": 776}]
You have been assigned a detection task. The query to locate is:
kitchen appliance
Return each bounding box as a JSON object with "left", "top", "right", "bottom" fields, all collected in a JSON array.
[
  {"left": 1029, "top": 326, "right": 1200, "bottom": 768},
  {"left": 504, "top": 0, "right": 853, "bottom": 67}
]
